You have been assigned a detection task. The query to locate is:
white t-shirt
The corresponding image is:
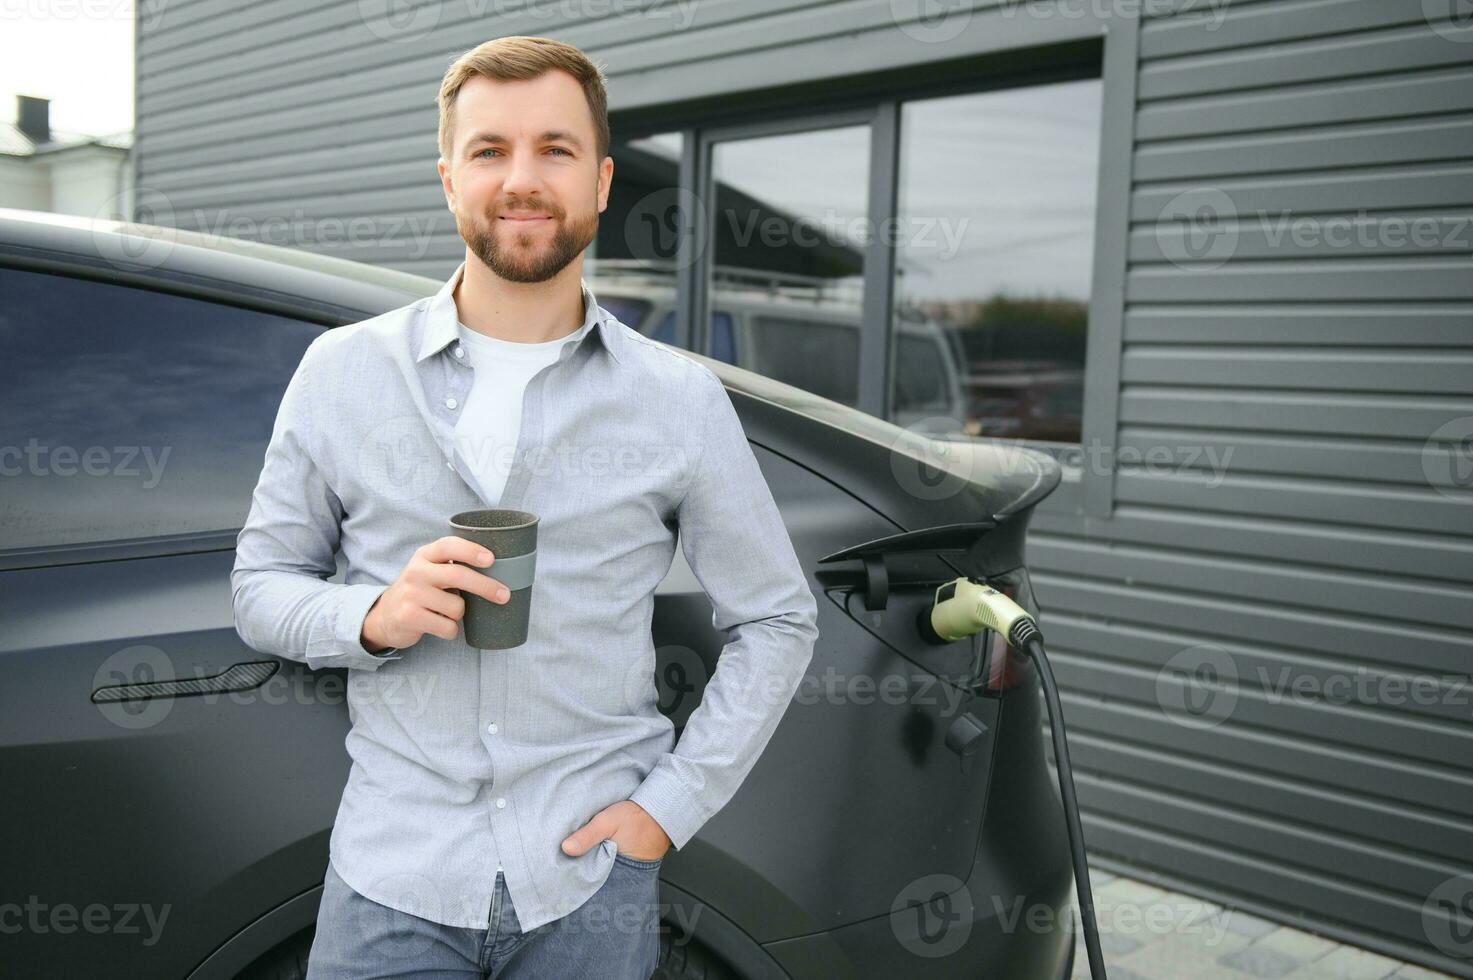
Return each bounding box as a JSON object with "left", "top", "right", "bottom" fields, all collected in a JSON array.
[{"left": 451, "top": 316, "right": 596, "bottom": 512}]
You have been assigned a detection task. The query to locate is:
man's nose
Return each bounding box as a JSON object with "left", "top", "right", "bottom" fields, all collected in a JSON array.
[{"left": 501, "top": 148, "right": 545, "bottom": 197}]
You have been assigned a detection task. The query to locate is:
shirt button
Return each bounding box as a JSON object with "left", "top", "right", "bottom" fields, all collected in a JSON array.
[
  {"left": 496, "top": 798, "right": 507, "bottom": 809},
  {"left": 487, "top": 723, "right": 498, "bottom": 734},
  {"left": 454, "top": 346, "right": 465, "bottom": 358},
  {"left": 445, "top": 396, "right": 458, "bottom": 410},
  {"left": 446, "top": 460, "right": 454, "bottom": 469}
]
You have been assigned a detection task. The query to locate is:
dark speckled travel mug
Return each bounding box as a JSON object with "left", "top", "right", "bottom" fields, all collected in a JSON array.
[{"left": 449, "top": 508, "right": 539, "bottom": 650}]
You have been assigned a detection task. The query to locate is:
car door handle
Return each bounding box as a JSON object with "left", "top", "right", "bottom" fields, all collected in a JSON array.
[{"left": 91, "top": 661, "right": 279, "bottom": 704}]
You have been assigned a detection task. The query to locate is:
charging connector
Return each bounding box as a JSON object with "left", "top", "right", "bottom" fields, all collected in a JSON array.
[{"left": 922, "top": 576, "right": 1109, "bottom": 980}]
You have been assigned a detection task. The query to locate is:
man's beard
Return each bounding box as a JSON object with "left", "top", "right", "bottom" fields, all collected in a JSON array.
[{"left": 457, "top": 201, "right": 598, "bottom": 284}]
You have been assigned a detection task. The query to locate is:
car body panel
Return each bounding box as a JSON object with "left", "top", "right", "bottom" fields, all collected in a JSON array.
[{"left": 0, "top": 207, "right": 1069, "bottom": 979}]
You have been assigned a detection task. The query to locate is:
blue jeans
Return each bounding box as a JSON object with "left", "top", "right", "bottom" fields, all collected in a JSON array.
[{"left": 306, "top": 856, "right": 663, "bottom": 979}]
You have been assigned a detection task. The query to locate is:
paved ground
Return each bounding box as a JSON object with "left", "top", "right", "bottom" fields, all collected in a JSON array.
[{"left": 1066, "top": 869, "right": 1458, "bottom": 980}]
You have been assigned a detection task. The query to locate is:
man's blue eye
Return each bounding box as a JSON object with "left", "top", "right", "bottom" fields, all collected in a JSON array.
[{"left": 476, "top": 148, "right": 571, "bottom": 158}]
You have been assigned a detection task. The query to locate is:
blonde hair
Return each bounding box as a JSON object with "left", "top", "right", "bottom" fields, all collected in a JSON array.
[{"left": 437, "top": 36, "right": 610, "bottom": 164}]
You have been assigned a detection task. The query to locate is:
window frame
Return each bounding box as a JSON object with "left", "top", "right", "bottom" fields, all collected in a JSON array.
[{"left": 610, "top": 23, "right": 1139, "bottom": 519}]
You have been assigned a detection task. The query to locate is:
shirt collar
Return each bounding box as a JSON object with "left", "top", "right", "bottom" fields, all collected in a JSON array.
[{"left": 416, "top": 260, "right": 623, "bottom": 365}]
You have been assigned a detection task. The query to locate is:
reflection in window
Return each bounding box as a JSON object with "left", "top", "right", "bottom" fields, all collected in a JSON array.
[
  {"left": 591, "top": 131, "right": 684, "bottom": 339},
  {"left": 710, "top": 312, "right": 736, "bottom": 365},
  {"left": 748, "top": 315, "right": 859, "bottom": 407},
  {"left": 599, "top": 296, "right": 651, "bottom": 330},
  {"left": 710, "top": 125, "right": 869, "bottom": 402},
  {"left": 889, "top": 78, "right": 1101, "bottom": 442}
]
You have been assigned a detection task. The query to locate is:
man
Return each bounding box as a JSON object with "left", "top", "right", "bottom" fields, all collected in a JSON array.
[{"left": 230, "top": 34, "right": 819, "bottom": 980}]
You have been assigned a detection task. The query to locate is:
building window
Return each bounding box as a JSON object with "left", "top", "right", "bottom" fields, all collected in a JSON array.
[
  {"left": 888, "top": 77, "right": 1101, "bottom": 443},
  {"left": 590, "top": 131, "right": 685, "bottom": 338},
  {"left": 708, "top": 124, "right": 870, "bottom": 405}
]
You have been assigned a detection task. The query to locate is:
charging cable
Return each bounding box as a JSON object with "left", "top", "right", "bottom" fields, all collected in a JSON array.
[{"left": 919, "top": 576, "right": 1109, "bottom": 980}]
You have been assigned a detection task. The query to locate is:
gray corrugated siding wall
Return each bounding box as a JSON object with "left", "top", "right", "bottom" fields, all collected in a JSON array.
[
  {"left": 1030, "top": 1, "right": 1473, "bottom": 976},
  {"left": 134, "top": 0, "right": 1473, "bottom": 974}
]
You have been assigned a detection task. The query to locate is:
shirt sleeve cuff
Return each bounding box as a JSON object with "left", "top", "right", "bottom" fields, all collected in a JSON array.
[
  {"left": 629, "top": 763, "right": 708, "bottom": 851},
  {"left": 306, "top": 583, "right": 403, "bottom": 671}
]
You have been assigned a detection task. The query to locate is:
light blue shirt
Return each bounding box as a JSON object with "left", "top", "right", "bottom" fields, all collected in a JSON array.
[{"left": 230, "top": 260, "right": 820, "bottom": 930}]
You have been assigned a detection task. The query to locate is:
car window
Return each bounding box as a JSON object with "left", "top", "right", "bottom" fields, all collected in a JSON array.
[
  {"left": 895, "top": 334, "right": 949, "bottom": 411},
  {"left": 598, "top": 296, "right": 651, "bottom": 330},
  {"left": 0, "top": 266, "right": 323, "bottom": 554},
  {"left": 711, "top": 312, "right": 735, "bottom": 364},
  {"left": 747, "top": 315, "right": 859, "bottom": 407}
]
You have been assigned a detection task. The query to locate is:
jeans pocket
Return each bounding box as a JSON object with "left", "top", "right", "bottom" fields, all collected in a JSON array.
[{"left": 612, "top": 850, "right": 663, "bottom": 871}]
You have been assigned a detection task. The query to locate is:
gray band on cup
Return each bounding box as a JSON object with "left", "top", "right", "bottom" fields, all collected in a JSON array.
[{"left": 483, "top": 549, "right": 536, "bottom": 591}]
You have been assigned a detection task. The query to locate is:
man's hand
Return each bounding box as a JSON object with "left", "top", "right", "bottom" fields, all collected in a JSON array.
[
  {"left": 561, "top": 800, "right": 671, "bottom": 862},
  {"left": 360, "top": 536, "right": 512, "bottom": 652}
]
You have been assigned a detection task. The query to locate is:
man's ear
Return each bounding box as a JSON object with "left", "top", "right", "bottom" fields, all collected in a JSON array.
[
  {"left": 597, "top": 154, "right": 613, "bottom": 213},
  {"left": 438, "top": 157, "right": 456, "bottom": 211}
]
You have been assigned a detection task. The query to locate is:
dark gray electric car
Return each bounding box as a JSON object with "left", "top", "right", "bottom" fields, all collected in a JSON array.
[{"left": 0, "top": 207, "right": 1073, "bottom": 980}]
